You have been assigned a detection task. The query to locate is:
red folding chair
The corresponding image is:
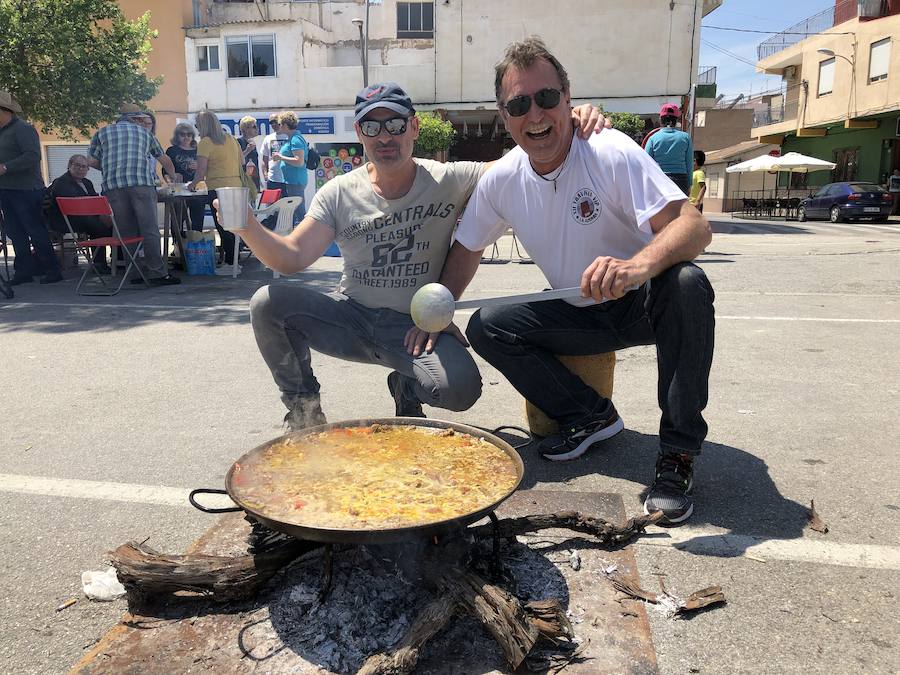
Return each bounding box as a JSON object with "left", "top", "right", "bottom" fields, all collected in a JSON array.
[
  {"left": 257, "top": 188, "right": 282, "bottom": 208},
  {"left": 55, "top": 196, "right": 149, "bottom": 296}
]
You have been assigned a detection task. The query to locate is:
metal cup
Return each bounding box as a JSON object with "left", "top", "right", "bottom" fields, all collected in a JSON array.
[{"left": 216, "top": 187, "right": 249, "bottom": 231}]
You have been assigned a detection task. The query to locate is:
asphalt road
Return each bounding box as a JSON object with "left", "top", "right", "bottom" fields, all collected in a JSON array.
[{"left": 1, "top": 213, "right": 898, "bottom": 674}]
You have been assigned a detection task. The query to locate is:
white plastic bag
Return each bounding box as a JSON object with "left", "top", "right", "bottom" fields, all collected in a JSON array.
[{"left": 81, "top": 567, "right": 126, "bottom": 601}]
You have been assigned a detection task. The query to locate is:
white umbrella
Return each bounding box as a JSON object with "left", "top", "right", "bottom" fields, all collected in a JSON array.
[
  {"left": 726, "top": 151, "right": 836, "bottom": 205},
  {"left": 725, "top": 152, "right": 836, "bottom": 174}
]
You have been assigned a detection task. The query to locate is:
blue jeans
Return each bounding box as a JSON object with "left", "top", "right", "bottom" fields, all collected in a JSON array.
[
  {"left": 250, "top": 285, "right": 482, "bottom": 414},
  {"left": 0, "top": 187, "right": 60, "bottom": 278},
  {"left": 466, "top": 262, "right": 715, "bottom": 454}
]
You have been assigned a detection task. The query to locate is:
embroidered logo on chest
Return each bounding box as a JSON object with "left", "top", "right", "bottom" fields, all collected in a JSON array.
[{"left": 571, "top": 188, "right": 602, "bottom": 224}]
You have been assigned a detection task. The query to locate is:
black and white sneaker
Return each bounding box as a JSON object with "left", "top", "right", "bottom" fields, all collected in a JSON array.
[
  {"left": 387, "top": 372, "right": 425, "bottom": 418},
  {"left": 643, "top": 452, "right": 695, "bottom": 524},
  {"left": 538, "top": 403, "right": 624, "bottom": 461}
]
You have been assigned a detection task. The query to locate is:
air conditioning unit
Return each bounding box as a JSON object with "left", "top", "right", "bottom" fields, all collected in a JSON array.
[{"left": 858, "top": 0, "right": 884, "bottom": 18}]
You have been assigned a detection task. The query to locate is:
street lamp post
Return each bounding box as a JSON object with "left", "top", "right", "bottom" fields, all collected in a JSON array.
[{"left": 352, "top": 18, "right": 368, "bottom": 87}]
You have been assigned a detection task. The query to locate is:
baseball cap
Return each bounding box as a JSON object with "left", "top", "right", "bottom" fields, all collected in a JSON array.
[
  {"left": 0, "top": 90, "right": 22, "bottom": 114},
  {"left": 659, "top": 103, "right": 681, "bottom": 118},
  {"left": 354, "top": 82, "right": 415, "bottom": 123}
]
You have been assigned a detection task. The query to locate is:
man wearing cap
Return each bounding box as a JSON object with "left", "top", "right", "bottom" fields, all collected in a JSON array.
[
  {"left": 88, "top": 105, "right": 180, "bottom": 286},
  {"left": 643, "top": 103, "right": 693, "bottom": 195},
  {"left": 0, "top": 90, "right": 63, "bottom": 285},
  {"left": 441, "top": 38, "right": 714, "bottom": 525},
  {"left": 230, "top": 81, "right": 603, "bottom": 431}
]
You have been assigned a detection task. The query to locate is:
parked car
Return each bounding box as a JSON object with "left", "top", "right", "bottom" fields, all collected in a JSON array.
[{"left": 798, "top": 182, "right": 893, "bottom": 223}]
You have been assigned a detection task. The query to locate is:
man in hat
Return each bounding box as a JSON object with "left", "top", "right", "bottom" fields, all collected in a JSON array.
[
  {"left": 225, "top": 82, "right": 604, "bottom": 431},
  {"left": 88, "top": 104, "right": 180, "bottom": 286},
  {"left": 643, "top": 103, "right": 693, "bottom": 195},
  {"left": 443, "top": 38, "right": 714, "bottom": 525},
  {"left": 0, "top": 90, "right": 63, "bottom": 285}
]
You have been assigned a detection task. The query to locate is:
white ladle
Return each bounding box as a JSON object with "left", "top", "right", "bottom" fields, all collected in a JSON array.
[{"left": 410, "top": 282, "right": 583, "bottom": 332}]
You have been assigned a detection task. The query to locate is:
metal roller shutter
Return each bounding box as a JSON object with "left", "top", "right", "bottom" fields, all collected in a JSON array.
[{"left": 45, "top": 145, "right": 103, "bottom": 186}]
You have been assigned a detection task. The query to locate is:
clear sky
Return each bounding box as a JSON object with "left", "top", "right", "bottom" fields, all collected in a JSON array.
[{"left": 700, "top": 0, "right": 838, "bottom": 100}]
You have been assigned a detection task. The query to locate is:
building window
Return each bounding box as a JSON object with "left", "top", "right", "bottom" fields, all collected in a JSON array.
[
  {"left": 832, "top": 147, "right": 859, "bottom": 182},
  {"left": 197, "top": 45, "right": 220, "bottom": 72},
  {"left": 397, "top": 2, "right": 434, "bottom": 39},
  {"left": 869, "top": 38, "right": 890, "bottom": 83},
  {"left": 708, "top": 173, "right": 719, "bottom": 198},
  {"left": 817, "top": 57, "right": 835, "bottom": 96},
  {"left": 226, "top": 35, "right": 276, "bottom": 79}
]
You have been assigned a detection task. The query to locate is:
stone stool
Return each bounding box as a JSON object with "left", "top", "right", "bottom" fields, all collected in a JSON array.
[{"left": 524, "top": 352, "right": 616, "bottom": 436}]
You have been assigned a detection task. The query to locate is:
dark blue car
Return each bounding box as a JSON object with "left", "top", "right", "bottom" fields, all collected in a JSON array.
[{"left": 798, "top": 182, "right": 893, "bottom": 223}]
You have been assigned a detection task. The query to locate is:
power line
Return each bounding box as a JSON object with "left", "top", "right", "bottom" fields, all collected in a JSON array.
[
  {"left": 703, "top": 24, "right": 854, "bottom": 36},
  {"left": 701, "top": 39, "right": 760, "bottom": 68}
]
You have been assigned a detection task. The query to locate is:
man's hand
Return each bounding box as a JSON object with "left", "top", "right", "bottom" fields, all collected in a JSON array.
[
  {"left": 571, "top": 104, "right": 612, "bottom": 140},
  {"left": 272, "top": 152, "right": 284, "bottom": 162},
  {"left": 581, "top": 256, "right": 650, "bottom": 302},
  {"left": 404, "top": 322, "right": 469, "bottom": 356}
]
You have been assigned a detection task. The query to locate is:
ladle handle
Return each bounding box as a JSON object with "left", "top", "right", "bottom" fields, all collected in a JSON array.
[{"left": 455, "top": 286, "right": 582, "bottom": 310}]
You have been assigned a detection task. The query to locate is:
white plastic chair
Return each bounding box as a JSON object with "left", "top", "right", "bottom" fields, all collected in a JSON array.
[{"left": 249, "top": 196, "right": 304, "bottom": 278}]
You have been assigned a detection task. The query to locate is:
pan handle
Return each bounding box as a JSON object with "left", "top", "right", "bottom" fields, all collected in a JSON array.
[
  {"left": 489, "top": 425, "right": 533, "bottom": 451},
  {"left": 189, "top": 488, "right": 242, "bottom": 513}
]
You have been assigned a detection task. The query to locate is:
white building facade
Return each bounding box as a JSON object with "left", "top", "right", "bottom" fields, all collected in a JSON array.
[{"left": 184, "top": 0, "right": 723, "bottom": 164}]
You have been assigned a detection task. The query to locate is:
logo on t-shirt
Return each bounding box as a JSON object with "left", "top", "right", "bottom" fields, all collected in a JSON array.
[{"left": 571, "top": 188, "right": 602, "bottom": 224}]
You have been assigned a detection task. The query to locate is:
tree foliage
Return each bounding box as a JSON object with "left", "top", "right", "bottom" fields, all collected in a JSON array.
[
  {"left": 606, "top": 111, "right": 646, "bottom": 140},
  {"left": 0, "top": 0, "right": 161, "bottom": 139},
  {"left": 413, "top": 112, "right": 456, "bottom": 158}
]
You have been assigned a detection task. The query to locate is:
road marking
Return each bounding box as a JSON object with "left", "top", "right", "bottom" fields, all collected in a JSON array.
[
  {"left": 635, "top": 528, "right": 900, "bottom": 571},
  {"left": 3, "top": 472, "right": 899, "bottom": 571},
  {"left": 4, "top": 303, "right": 898, "bottom": 324},
  {"left": 0, "top": 473, "right": 234, "bottom": 509}
]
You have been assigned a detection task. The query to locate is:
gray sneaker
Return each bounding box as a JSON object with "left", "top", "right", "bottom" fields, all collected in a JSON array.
[
  {"left": 643, "top": 452, "right": 694, "bottom": 524},
  {"left": 387, "top": 372, "right": 425, "bottom": 418},
  {"left": 283, "top": 396, "right": 327, "bottom": 432}
]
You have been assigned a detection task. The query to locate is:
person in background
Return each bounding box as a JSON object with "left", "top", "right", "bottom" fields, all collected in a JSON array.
[
  {"left": 888, "top": 168, "right": 900, "bottom": 216},
  {"left": 689, "top": 150, "right": 706, "bottom": 213},
  {"left": 271, "top": 110, "right": 307, "bottom": 225},
  {"left": 46, "top": 154, "right": 112, "bottom": 273},
  {"left": 260, "top": 112, "right": 288, "bottom": 195},
  {"left": 165, "top": 122, "right": 206, "bottom": 233},
  {"left": 0, "top": 90, "right": 63, "bottom": 285},
  {"left": 238, "top": 116, "right": 261, "bottom": 192},
  {"left": 644, "top": 103, "right": 693, "bottom": 195},
  {"left": 188, "top": 110, "right": 245, "bottom": 269},
  {"left": 88, "top": 104, "right": 180, "bottom": 286}
]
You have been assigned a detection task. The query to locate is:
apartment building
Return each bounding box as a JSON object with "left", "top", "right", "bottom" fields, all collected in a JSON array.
[{"left": 753, "top": 0, "right": 900, "bottom": 188}]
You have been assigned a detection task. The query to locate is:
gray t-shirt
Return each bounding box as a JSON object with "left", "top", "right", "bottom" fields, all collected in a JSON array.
[{"left": 308, "top": 159, "right": 484, "bottom": 313}]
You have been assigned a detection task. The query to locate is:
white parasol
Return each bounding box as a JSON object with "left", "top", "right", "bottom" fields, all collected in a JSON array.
[{"left": 725, "top": 152, "right": 836, "bottom": 201}]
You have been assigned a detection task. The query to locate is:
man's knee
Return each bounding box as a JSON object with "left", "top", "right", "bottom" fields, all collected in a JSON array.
[
  {"left": 249, "top": 285, "right": 273, "bottom": 326},
  {"left": 465, "top": 307, "right": 516, "bottom": 357},
  {"left": 434, "top": 368, "right": 482, "bottom": 412},
  {"left": 656, "top": 262, "right": 714, "bottom": 304}
]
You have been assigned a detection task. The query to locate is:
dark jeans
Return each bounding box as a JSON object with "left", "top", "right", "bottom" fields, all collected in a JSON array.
[
  {"left": 184, "top": 195, "right": 207, "bottom": 232},
  {"left": 0, "top": 187, "right": 60, "bottom": 278},
  {"left": 666, "top": 173, "right": 690, "bottom": 196},
  {"left": 73, "top": 217, "right": 113, "bottom": 266},
  {"left": 466, "top": 262, "right": 715, "bottom": 455}
]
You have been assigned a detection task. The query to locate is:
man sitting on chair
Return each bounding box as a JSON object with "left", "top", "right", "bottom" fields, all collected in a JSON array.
[{"left": 46, "top": 154, "right": 112, "bottom": 273}]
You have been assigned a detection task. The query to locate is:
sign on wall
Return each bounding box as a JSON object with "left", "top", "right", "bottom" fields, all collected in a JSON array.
[{"left": 312, "top": 142, "right": 365, "bottom": 190}]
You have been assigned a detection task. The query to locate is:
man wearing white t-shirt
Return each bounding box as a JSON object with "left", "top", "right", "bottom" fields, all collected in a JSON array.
[
  {"left": 260, "top": 112, "right": 289, "bottom": 194},
  {"left": 444, "top": 38, "right": 715, "bottom": 525}
]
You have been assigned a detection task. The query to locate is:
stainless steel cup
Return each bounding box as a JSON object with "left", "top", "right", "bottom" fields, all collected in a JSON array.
[{"left": 216, "top": 187, "right": 250, "bottom": 231}]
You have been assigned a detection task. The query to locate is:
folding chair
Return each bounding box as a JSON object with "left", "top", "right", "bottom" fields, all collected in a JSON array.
[
  {"left": 56, "top": 196, "right": 150, "bottom": 295},
  {"left": 256, "top": 188, "right": 282, "bottom": 209},
  {"left": 251, "top": 196, "right": 304, "bottom": 279}
]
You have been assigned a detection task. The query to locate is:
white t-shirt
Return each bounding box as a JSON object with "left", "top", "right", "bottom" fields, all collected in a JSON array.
[
  {"left": 260, "top": 131, "right": 288, "bottom": 183},
  {"left": 307, "top": 159, "right": 484, "bottom": 313},
  {"left": 455, "top": 129, "right": 686, "bottom": 305}
]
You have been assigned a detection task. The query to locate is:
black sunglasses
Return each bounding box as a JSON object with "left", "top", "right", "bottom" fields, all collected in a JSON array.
[
  {"left": 178, "top": 131, "right": 194, "bottom": 136},
  {"left": 500, "top": 88, "right": 563, "bottom": 117},
  {"left": 359, "top": 116, "right": 408, "bottom": 138}
]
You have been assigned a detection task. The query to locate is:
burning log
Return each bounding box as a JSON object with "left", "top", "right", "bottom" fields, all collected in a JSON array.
[
  {"left": 111, "top": 538, "right": 315, "bottom": 602},
  {"left": 471, "top": 509, "right": 664, "bottom": 543}
]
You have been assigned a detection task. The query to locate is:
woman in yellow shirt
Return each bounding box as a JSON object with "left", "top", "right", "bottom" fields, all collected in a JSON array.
[{"left": 189, "top": 110, "right": 244, "bottom": 267}]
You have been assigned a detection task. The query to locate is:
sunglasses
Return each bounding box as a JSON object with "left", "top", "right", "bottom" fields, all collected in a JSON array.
[
  {"left": 178, "top": 132, "right": 194, "bottom": 137},
  {"left": 359, "top": 117, "right": 408, "bottom": 138},
  {"left": 500, "top": 88, "right": 563, "bottom": 117}
]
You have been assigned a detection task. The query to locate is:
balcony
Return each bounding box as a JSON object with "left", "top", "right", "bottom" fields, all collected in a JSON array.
[{"left": 757, "top": 6, "right": 836, "bottom": 61}]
